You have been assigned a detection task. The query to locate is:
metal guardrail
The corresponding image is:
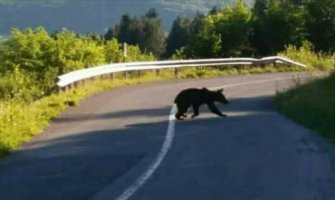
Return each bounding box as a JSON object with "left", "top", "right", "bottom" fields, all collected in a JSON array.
[{"left": 56, "top": 56, "right": 306, "bottom": 88}]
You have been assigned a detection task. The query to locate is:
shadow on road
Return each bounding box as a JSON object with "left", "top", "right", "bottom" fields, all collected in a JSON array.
[
  {"left": 0, "top": 95, "right": 297, "bottom": 200},
  {"left": 52, "top": 95, "right": 274, "bottom": 124},
  {"left": 0, "top": 119, "right": 169, "bottom": 200},
  {"left": 53, "top": 106, "right": 172, "bottom": 123}
]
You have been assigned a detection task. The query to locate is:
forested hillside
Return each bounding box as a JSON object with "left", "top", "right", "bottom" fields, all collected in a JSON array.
[
  {"left": 0, "top": 0, "right": 251, "bottom": 35},
  {"left": 0, "top": 0, "right": 244, "bottom": 8}
]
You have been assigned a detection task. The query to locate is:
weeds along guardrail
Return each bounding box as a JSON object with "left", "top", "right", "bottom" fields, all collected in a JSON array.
[{"left": 56, "top": 56, "right": 306, "bottom": 90}]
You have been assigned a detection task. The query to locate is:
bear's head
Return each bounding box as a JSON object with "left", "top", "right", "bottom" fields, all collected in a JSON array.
[{"left": 214, "top": 88, "right": 229, "bottom": 104}]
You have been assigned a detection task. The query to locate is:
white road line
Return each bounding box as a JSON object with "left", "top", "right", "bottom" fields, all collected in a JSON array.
[
  {"left": 113, "top": 76, "right": 296, "bottom": 200},
  {"left": 114, "top": 106, "right": 176, "bottom": 200}
]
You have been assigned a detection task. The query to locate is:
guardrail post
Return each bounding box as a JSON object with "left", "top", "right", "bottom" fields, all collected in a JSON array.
[
  {"left": 174, "top": 68, "right": 179, "bottom": 78},
  {"left": 82, "top": 79, "right": 86, "bottom": 87},
  {"left": 123, "top": 72, "right": 128, "bottom": 79},
  {"left": 74, "top": 81, "right": 79, "bottom": 88},
  {"left": 110, "top": 73, "right": 114, "bottom": 80},
  {"left": 273, "top": 62, "right": 277, "bottom": 67},
  {"left": 56, "top": 86, "right": 63, "bottom": 94},
  {"left": 156, "top": 69, "right": 160, "bottom": 76},
  {"left": 60, "top": 86, "right": 68, "bottom": 93},
  {"left": 69, "top": 83, "right": 74, "bottom": 90}
]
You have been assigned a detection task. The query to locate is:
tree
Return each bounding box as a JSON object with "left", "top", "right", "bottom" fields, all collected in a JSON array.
[
  {"left": 145, "top": 8, "right": 158, "bottom": 18},
  {"left": 165, "top": 16, "right": 192, "bottom": 57},
  {"left": 104, "top": 38, "right": 123, "bottom": 63},
  {"left": 104, "top": 27, "right": 115, "bottom": 41},
  {"left": 104, "top": 9, "right": 166, "bottom": 58},
  {"left": 189, "top": 12, "right": 205, "bottom": 34},
  {"left": 0, "top": 27, "right": 61, "bottom": 95},
  {"left": 117, "top": 14, "right": 143, "bottom": 45},
  {"left": 0, "top": 26, "right": 154, "bottom": 100},
  {"left": 0, "top": 27, "right": 56, "bottom": 76},
  {"left": 251, "top": 0, "right": 307, "bottom": 55},
  {"left": 305, "top": 0, "right": 335, "bottom": 52},
  {"left": 139, "top": 11, "right": 166, "bottom": 57},
  {"left": 214, "top": 0, "right": 253, "bottom": 56},
  {"left": 185, "top": 28, "right": 222, "bottom": 58},
  {"left": 183, "top": 0, "right": 252, "bottom": 58},
  {"left": 253, "top": 0, "right": 266, "bottom": 17},
  {"left": 53, "top": 29, "right": 105, "bottom": 73},
  {"left": 209, "top": 6, "right": 220, "bottom": 15}
]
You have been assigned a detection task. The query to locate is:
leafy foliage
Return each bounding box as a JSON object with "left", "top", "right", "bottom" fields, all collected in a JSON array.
[
  {"left": 167, "top": 0, "right": 335, "bottom": 58},
  {"left": 279, "top": 41, "right": 335, "bottom": 71},
  {"left": 182, "top": 0, "right": 252, "bottom": 58},
  {"left": 0, "top": 28, "right": 59, "bottom": 96},
  {"left": 166, "top": 13, "right": 205, "bottom": 58},
  {"left": 251, "top": 0, "right": 308, "bottom": 55},
  {"left": 0, "top": 27, "right": 154, "bottom": 101},
  {"left": 0, "top": 67, "right": 42, "bottom": 101},
  {"left": 165, "top": 17, "right": 192, "bottom": 57},
  {"left": 49, "top": 30, "right": 106, "bottom": 74},
  {"left": 105, "top": 9, "right": 166, "bottom": 58},
  {"left": 305, "top": 0, "right": 335, "bottom": 52},
  {"left": 276, "top": 72, "right": 335, "bottom": 141}
]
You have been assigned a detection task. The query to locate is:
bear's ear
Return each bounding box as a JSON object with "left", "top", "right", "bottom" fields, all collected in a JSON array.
[{"left": 217, "top": 88, "right": 224, "bottom": 93}]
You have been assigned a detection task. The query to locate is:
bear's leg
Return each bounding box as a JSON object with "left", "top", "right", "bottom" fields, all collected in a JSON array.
[
  {"left": 175, "top": 103, "right": 189, "bottom": 120},
  {"left": 191, "top": 104, "right": 200, "bottom": 118},
  {"left": 207, "top": 102, "right": 227, "bottom": 117},
  {"left": 175, "top": 112, "right": 184, "bottom": 120}
]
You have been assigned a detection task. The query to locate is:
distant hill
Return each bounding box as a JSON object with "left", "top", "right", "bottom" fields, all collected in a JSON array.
[
  {"left": 0, "top": 0, "right": 252, "bottom": 35},
  {"left": 0, "top": 0, "right": 239, "bottom": 9},
  {"left": 159, "top": 0, "right": 240, "bottom": 12}
]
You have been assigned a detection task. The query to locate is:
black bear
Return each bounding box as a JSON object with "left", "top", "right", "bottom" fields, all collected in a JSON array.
[{"left": 174, "top": 87, "right": 229, "bottom": 120}]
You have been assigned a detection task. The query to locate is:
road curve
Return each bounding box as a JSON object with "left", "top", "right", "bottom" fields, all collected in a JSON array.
[{"left": 0, "top": 72, "right": 334, "bottom": 200}]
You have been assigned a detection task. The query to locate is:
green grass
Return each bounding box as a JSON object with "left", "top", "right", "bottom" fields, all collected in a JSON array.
[{"left": 275, "top": 73, "right": 335, "bottom": 141}]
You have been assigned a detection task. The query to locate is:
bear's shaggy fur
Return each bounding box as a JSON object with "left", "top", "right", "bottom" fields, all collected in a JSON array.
[{"left": 174, "top": 87, "right": 228, "bottom": 120}]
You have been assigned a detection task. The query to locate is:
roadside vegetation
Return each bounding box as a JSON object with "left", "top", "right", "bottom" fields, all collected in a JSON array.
[
  {"left": 1, "top": 0, "right": 335, "bottom": 158},
  {"left": 276, "top": 73, "right": 335, "bottom": 141},
  {"left": 276, "top": 43, "right": 335, "bottom": 142}
]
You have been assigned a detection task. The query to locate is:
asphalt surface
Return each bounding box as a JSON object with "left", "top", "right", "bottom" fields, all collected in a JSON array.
[{"left": 0, "top": 72, "right": 335, "bottom": 200}]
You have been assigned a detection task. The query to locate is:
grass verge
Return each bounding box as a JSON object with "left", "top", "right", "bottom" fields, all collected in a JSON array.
[{"left": 275, "top": 72, "right": 335, "bottom": 141}]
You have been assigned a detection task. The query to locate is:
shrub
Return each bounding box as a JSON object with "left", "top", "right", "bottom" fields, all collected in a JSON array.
[
  {"left": 279, "top": 41, "right": 335, "bottom": 71},
  {"left": 0, "top": 67, "right": 43, "bottom": 101}
]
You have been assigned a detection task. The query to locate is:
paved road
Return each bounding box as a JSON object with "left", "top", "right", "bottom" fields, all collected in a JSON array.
[{"left": 0, "top": 73, "right": 334, "bottom": 200}]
